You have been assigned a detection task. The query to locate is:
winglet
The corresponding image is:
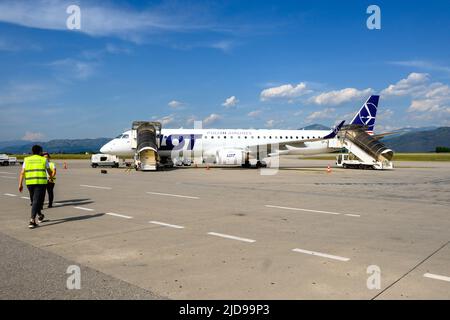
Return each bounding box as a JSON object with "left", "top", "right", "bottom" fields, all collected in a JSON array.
[{"left": 323, "top": 120, "right": 345, "bottom": 139}]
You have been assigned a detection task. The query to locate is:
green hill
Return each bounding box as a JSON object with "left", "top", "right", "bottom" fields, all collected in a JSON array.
[
  {"left": 383, "top": 127, "right": 450, "bottom": 152},
  {"left": 0, "top": 138, "right": 111, "bottom": 154}
]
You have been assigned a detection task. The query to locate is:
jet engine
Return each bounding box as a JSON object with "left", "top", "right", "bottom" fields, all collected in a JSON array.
[{"left": 215, "top": 149, "right": 245, "bottom": 165}]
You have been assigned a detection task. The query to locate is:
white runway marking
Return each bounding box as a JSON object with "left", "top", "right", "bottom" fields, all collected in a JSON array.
[
  {"left": 207, "top": 232, "right": 256, "bottom": 243},
  {"left": 3, "top": 193, "right": 17, "bottom": 197},
  {"left": 74, "top": 206, "right": 95, "bottom": 212},
  {"left": 292, "top": 248, "right": 350, "bottom": 262},
  {"left": 106, "top": 212, "right": 133, "bottom": 219},
  {"left": 80, "top": 184, "right": 112, "bottom": 190},
  {"left": 146, "top": 192, "right": 199, "bottom": 199},
  {"left": 149, "top": 221, "right": 185, "bottom": 229},
  {"left": 423, "top": 273, "right": 450, "bottom": 282},
  {"left": 265, "top": 205, "right": 359, "bottom": 217},
  {"left": 21, "top": 196, "right": 29, "bottom": 199}
]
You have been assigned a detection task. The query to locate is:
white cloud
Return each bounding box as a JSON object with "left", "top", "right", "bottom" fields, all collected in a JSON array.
[
  {"left": 168, "top": 100, "right": 183, "bottom": 108},
  {"left": 0, "top": 36, "right": 41, "bottom": 52},
  {"left": 156, "top": 115, "right": 175, "bottom": 126},
  {"left": 247, "top": 110, "right": 262, "bottom": 117},
  {"left": 310, "top": 88, "right": 373, "bottom": 106},
  {"left": 22, "top": 131, "right": 45, "bottom": 141},
  {"left": 186, "top": 116, "right": 197, "bottom": 126},
  {"left": 105, "top": 43, "right": 132, "bottom": 55},
  {"left": 203, "top": 113, "right": 222, "bottom": 126},
  {"left": 264, "top": 119, "right": 283, "bottom": 128},
  {"left": 260, "top": 82, "right": 311, "bottom": 101},
  {"left": 222, "top": 96, "right": 239, "bottom": 108},
  {"left": 49, "top": 58, "right": 95, "bottom": 80},
  {"left": 0, "top": 0, "right": 216, "bottom": 43},
  {"left": 0, "top": 83, "right": 49, "bottom": 105},
  {"left": 389, "top": 60, "right": 450, "bottom": 74},
  {"left": 408, "top": 83, "right": 450, "bottom": 114},
  {"left": 377, "top": 109, "right": 394, "bottom": 121},
  {"left": 381, "top": 72, "right": 429, "bottom": 97},
  {"left": 378, "top": 73, "right": 450, "bottom": 118},
  {"left": 210, "top": 40, "right": 235, "bottom": 53},
  {"left": 306, "top": 108, "right": 336, "bottom": 121}
]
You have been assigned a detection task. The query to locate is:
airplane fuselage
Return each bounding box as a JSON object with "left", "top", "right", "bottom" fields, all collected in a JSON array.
[{"left": 100, "top": 128, "right": 336, "bottom": 158}]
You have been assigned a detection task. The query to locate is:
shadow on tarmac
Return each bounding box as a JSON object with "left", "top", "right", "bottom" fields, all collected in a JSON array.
[
  {"left": 52, "top": 199, "right": 94, "bottom": 208},
  {"left": 42, "top": 213, "right": 104, "bottom": 227}
]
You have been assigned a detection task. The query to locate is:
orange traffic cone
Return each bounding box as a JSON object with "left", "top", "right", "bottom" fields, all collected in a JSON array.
[
  {"left": 64, "top": 161, "right": 67, "bottom": 169},
  {"left": 326, "top": 165, "right": 331, "bottom": 173}
]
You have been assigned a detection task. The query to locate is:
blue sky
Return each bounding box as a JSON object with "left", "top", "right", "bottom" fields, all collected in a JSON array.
[{"left": 1, "top": 0, "right": 450, "bottom": 141}]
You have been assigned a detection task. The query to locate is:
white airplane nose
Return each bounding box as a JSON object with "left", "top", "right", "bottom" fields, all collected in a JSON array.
[{"left": 100, "top": 145, "right": 107, "bottom": 153}]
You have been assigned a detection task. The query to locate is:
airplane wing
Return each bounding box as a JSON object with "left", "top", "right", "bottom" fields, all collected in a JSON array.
[{"left": 371, "top": 131, "right": 401, "bottom": 140}]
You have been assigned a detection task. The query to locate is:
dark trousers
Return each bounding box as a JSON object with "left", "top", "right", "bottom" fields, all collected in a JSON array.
[
  {"left": 46, "top": 182, "right": 55, "bottom": 206},
  {"left": 27, "top": 184, "right": 46, "bottom": 220}
]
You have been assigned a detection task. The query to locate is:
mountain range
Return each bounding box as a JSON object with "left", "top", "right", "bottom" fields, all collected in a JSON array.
[
  {"left": 0, "top": 126, "right": 449, "bottom": 154},
  {"left": 0, "top": 138, "right": 111, "bottom": 154},
  {"left": 382, "top": 127, "right": 450, "bottom": 152}
]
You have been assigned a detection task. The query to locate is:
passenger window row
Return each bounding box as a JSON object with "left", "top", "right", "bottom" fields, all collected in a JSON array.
[{"left": 203, "top": 135, "right": 317, "bottom": 139}]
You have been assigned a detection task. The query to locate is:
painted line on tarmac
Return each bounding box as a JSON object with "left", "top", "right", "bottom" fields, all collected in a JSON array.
[
  {"left": 74, "top": 206, "right": 95, "bottom": 212},
  {"left": 3, "top": 193, "right": 17, "bottom": 197},
  {"left": 207, "top": 232, "right": 256, "bottom": 243},
  {"left": 292, "top": 248, "right": 350, "bottom": 262},
  {"left": 149, "top": 221, "right": 185, "bottom": 229},
  {"left": 106, "top": 212, "right": 133, "bottom": 219},
  {"left": 265, "top": 204, "right": 360, "bottom": 217},
  {"left": 80, "top": 184, "right": 112, "bottom": 190},
  {"left": 423, "top": 273, "right": 450, "bottom": 283},
  {"left": 21, "top": 196, "right": 29, "bottom": 199},
  {"left": 146, "top": 192, "right": 199, "bottom": 200},
  {"left": 0, "top": 172, "right": 15, "bottom": 174},
  {"left": 0, "top": 176, "right": 16, "bottom": 179}
]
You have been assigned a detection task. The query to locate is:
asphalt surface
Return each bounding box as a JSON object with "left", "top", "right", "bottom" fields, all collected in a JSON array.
[
  {"left": 0, "top": 158, "right": 449, "bottom": 299},
  {"left": 0, "top": 232, "right": 163, "bottom": 300}
]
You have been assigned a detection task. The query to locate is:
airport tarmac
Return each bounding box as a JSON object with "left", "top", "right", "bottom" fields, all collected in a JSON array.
[{"left": 1, "top": 157, "right": 449, "bottom": 299}]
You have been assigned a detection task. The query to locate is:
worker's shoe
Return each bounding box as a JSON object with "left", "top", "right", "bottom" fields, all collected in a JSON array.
[
  {"left": 37, "top": 214, "right": 45, "bottom": 224},
  {"left": 48, "top": 204, "right": 53, "bottom": 208},
  {"left": 28, "top": 220, "right": 37, "bottom": 229}
]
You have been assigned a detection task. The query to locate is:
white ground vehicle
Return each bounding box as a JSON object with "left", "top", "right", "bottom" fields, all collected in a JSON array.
[
  {"left": 91, "top": 154, "right": 119, "bottom": 168},
  {"left": 336, "top": 153, "right": 393, "bottom": 170},
  {"left": 0, "top": 154, "right": 17, "bottom": 166}
]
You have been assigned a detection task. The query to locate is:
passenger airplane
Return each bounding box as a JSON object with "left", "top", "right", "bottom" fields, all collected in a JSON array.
[{"left": 100, "top": 95, "right": 380, "bottom": 165}]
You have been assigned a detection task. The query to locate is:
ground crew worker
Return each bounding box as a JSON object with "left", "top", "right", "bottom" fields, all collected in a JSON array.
[
  {"left": 42, "top": 152, "right": 56, "bottom": 208},
  {"left": 18, "top": 145, "right": 55, "bottom": 229}
]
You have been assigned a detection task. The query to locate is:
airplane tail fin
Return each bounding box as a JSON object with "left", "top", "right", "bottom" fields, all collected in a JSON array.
[{"left": 349, "top": 95, "right": 379, "bottom": 134}]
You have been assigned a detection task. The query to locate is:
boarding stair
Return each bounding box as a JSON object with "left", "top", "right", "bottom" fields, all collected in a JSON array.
[
  {"left": 131, "top": 121, "right": 161, "bottom": 171},
  {"left": 334, "top": 125, "right": 394, "bottom": 169}
]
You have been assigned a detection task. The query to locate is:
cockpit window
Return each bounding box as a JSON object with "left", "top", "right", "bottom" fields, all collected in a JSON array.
[
  {"left": 115, "top": 134, "right": 123, "bottom": 139},
  {"left": 122, "top": 134, "right": 129, "bottom": 139}
]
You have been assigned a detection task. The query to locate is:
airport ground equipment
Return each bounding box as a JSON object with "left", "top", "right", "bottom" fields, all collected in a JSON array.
[
  {"left": 91, "top": 154, "right": 119, "bottom": 168},
  {"left": 332, "top": 125, "right": 393, "bottom": 170},
  {"left": 131, "top": 121, "right": 161, "bottom": 171},
  {"left": 0, "top": 154, "right": 18, "bottom": 166}
]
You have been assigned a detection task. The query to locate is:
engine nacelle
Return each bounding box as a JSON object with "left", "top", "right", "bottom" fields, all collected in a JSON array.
[{"left": 216, "top": 149, "right": 244, "bottom": 165}]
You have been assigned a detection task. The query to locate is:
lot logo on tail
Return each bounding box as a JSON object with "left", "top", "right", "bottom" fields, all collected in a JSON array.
[{"left": 350, "top": 95, "right": 379, "bottom": 134}]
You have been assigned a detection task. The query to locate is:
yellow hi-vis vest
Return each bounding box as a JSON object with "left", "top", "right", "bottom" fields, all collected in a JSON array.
[
  {"left": 48, "top": 161, "right": 56, "bottom": 183},
  {"left": 24, "top": 155, "right": 48, "bottom": 185}
]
